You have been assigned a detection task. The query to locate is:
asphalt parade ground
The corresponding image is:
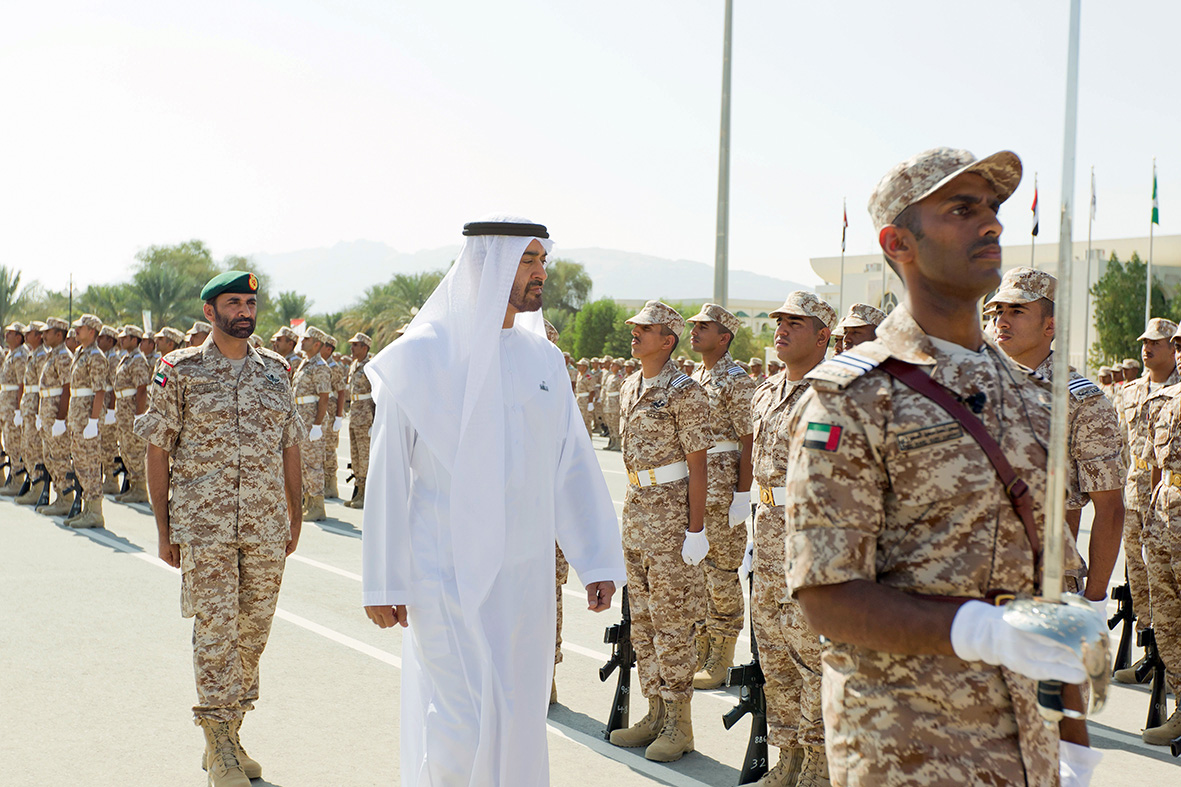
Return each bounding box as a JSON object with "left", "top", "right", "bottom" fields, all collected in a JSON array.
[{"left": 1, "top": 431, "right": 1178, "bottom": 785}]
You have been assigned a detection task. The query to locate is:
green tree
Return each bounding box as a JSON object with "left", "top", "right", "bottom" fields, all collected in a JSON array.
[
  {"left": 542, "top": 259, "right": 593, "bottom": 337},
  {"left": 0, "top": 266, "right": 34, "bottom": 328},
  {"left": 567, "top": 298, "right": 629, "bottom": 359},
  {"left": 1090, "top": 252, "right": 1166, "bottom": 366},
  {"left": 78, "top": 283, "right": 136, "bottom": 325},
  {"left": 275, "top": 291, "right": 313, "bottom": 326},
  {"left": 130, "top": 265, "right": 195, "bottom": 330},
  {"left": 340, "top": 270, "right": 444, "bottom": 350}
]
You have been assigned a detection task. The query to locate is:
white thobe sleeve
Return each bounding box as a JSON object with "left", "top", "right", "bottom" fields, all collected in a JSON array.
[
  {"left": 361, "top": 397, "right": 417, "bottom": 607},
  {"left": 552, "top": 376, "right": 627, "bottom": 589}
]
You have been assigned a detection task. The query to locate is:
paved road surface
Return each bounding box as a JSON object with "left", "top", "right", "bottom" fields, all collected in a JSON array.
[{"left": 1, "top": 432, "right": 1177, "bottom": 785}]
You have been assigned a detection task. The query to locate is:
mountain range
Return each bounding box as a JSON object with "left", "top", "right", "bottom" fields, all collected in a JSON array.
[{"left": 249, "top": 240, "right": 815, "bottom": 314}]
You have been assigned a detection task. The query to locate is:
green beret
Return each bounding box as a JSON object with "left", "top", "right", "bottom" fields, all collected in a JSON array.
[{"left": 201, "top": 270, "right": 259, "bottom": 301}]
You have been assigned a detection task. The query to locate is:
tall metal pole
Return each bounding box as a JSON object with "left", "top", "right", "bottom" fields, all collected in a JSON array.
[
  {"left": 712, "top": 0, "right": 733, "bottom": 308},
  {"left": 1044, "top": 0, "right": 1082, "bottom": 604},
  {"left": 1147, "top": 158, "right": 1156, "bottom": 327},
  {"left": 1031, "top": 173, "right": 1037, "bottom": 267},
  {"left": 838, "top": 198, "right": 846, "bottom": 315},
  {"left": 1084, "top": 166, "right": 1093, "bottom": 373}
]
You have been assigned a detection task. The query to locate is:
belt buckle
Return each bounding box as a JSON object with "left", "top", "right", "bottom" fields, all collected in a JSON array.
[
  {"left": 627, "top": 470, "right": 639, "bottom": 487},
  {"left": 992, "top": 593, "right": 1016, "bottom": 607},
  {"left": 647, "top": 468, "right": 658, "bottom": 485},
  {"left": 759, "top": 486, "right": 773, "bottom": 506}
]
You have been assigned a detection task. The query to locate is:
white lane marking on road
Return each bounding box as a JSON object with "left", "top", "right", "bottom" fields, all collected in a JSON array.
[
  {"left": 274, "top": 608, "right": 402, "bottom": 668},
  {"left": 289, "top": 554, "right": 362, "bottom": 581}
]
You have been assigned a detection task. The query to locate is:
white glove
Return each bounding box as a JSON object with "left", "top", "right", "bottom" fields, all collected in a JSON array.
[
  {"left": 83, "top": 418, "right": 99, "bottom": 439},
  {"left": 681, "top": 529, "right": 709, "bottom": 566},
  {"left": 739, "top": 540, "right": 754, "bottom": 582},
  {"left": 1059, "top": 740, "right": 1102, "bottom": 787},
  {"left": 36, "top": 414, "right": 42, "bottom": 430},
  {"left": 51, "top": 419, "right": 66, "bottom": 437},
  {"left": 333, "top": 416, "right": 343, "bottom": 432},
  {"left": 950, "top": 600, "right": 1087, "bottom": 683},
  {"left": 104, "top": 409, "right": 116, "bottom": 425},
  {"left": 309, "top": 424, "right": 323, "bottom": 442},
  {"left": 1084, "top": 596, "right": 1108, "bottom": 617},
  {"left": 587, "top": 401, "right": 594, "bottom": 412},
  {"left": 728, "top": 490, "right": 752, "bottom": 527},
  {"left": 12, "top": 410, "right": 21, "bottom": 427}
]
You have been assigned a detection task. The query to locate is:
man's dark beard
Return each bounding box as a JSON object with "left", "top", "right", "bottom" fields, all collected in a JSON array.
[
  {"left": 212, "top": 306, "right": 256, "bottom": 339},
  {"left": 509, "top": 279, "right": 544, "bottom": 313}
]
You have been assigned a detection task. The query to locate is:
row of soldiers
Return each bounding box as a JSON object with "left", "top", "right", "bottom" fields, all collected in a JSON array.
[{"left": 0, "top": 315, "right": 382, "bottom": 530}]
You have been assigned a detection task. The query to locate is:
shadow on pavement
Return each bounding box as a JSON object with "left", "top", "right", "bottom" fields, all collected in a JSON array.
[
  {"left": 53, "top": 520, "right": 144, "bottom": 553},
  {"left": 1088, "top": 719, "right": 1180, "bottom": 764}
]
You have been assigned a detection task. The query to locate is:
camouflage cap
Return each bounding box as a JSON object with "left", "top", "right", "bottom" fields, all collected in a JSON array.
[
  {"left": 984, "top": 267, "right": 1056, "bottom": 312},
  {"left": 44, "top": 317, "right": 69, "bottom": 332},
  {"left": 324, "top": 334, "right": 338, "bottom": 348},
  {"left": 305, "top": 326, "right": 329, "bottom": 344},
  {"left": 118, "top": 324, "right": 144, "bottom": 339},
  {"left": 4, "top": 321, "right": 27, "bottom": 333},
  {"left": 625, "top": 300, "right": 685, "bottom": 336},
  {"left": 1098, "top": 365, "right": 1113, "bottom": 375},
  {"left": 66, "top": 327, "right": 77, "bottom": 340},
  {"left": 99, "top": 324, "right": 119, "bottom": 339},
  {"left": 686, "top": 303, "right": 742, "bottom": 335},
  {"left": 576, "top": 357, "right": 589, "bottom": 367},
  {"left": 748, "top": 356, "right": 763, "bottom": 367},
  {"left": 71, "top": 313, "right": 103, "bottom": 332},
  {"left": 543, "top": 319, "right": 559, "bottom": 344},
  {"left": 271, "top": 325, "right": 298, "bottom": 342},
  {"left": 1123, "top": 358, "right": 1142, "bottom": 369},
  {"left": 868, "top": 147, "right": 1022, "bottom": 231},
  {"left": 1138, "top": 318, "right": 1177, "bottom": 342},
  {"left": 187, "top": 321, "right": 212, "bottom": 336},
  {"left": 836, "top": 303, "right": 887, "bottom": 330},
  {"left": 769, "top": 291, "right": 837, "bottom": 331},
  {"left": 27, "top": 321, "right": 47, "bottom": 333},
  {"left": 348, "top": 332, "right": 372, "bottom": 347},
  {"left": 156, "top": 326, "right": 185, "bottom": 344}
]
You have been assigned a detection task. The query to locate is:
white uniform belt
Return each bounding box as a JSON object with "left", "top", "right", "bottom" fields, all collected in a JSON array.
[
  {"left": 103, "top": 386, "right": 114, "bottom": 392},
  {"left": 25, "top": 385, "right": 40, "bottom": 393},
  {"left": 627, "top": 461, "right": 689, "bottom": 488},
  {"left": 1163, "top": 469, "right": 1181, "bottom": 489},
  {"left": 606, "top": 391, "right": 620, "bottom": 397},
  {"left": 353, "top": 393, "right": 372, "bottom": 401},
  {"left": 0, "top": 384, "right": 19, "bottom": 391},
  {"left": 39, "top": 387, "right": 63, "bottom": 398},
  {"left": 115, "top": 388, "right": 138, "bottom": 399},
  {"left": 758, "top": 485, "right": 786, "bottom": 507},
  {"left": 707, "top": 441, "right": 740, "bottom": 454},
  {"left": 70, "top": 388, "right": 95, "bottom": 398},
  {"left": 576, "top": 392, "right": 589, "bottom": 398},
  {"left": 295, "top": 395, "right": 318, "bottom": 405}
]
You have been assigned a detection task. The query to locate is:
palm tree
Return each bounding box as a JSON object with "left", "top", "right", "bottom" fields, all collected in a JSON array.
[
  {"left": 340, "top": 270, "right": 444, "bottom": 350},
  {"left": 0, "top": 265, "right": 33, "bottom": 328},
  {"left": 275, "top": 291, "right": 313, "bottom": 326},
  {"left": 130, "top": 265, "right": 194, "bottom": 329}
]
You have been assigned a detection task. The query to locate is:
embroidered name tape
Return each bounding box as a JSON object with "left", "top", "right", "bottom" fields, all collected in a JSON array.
[
  {"left": 804, "top": 422, "right": 842, "bottom": 452},
  {"left": 897, "top": 421, "right": 964, "bottom": 452}
]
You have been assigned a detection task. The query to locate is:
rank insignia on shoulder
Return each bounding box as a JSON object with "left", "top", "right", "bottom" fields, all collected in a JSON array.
[
  {"left": 1068, "top": 376, "right": 1102, "bottom": 400},
  {"left": 670, "top": 373, "right": 692, "bottom": 390},
  {"left": 803, "top": 422, "right": 842, "bottom": 451},
  {"left": 808, "top": 349, "right": 884, "bottom": 389},
  {"left": 540, "top": 381, "right": 549, "bottom": 391},
  {"left": 727, "top": 365, "right": 745, "bottom": 377}
]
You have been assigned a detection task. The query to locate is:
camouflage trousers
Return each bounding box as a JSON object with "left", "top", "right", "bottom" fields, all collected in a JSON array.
[
  {"left": 100, "top": 402, "right": 119, "bottom": 470},
  {"left": 180, "top": 540, "right": 287, "bottom": 723},
  {"left": 604, "top": 405, "right": 620, "bottom": 446},
  {"left": 555, "top": 543, "right": 569, "bottom": 666},
  {"left": 577, "top": 395, "right": 594, "bottom": 436},
  {"left": 752, "top": 579, "right": 824, "bottom": 748},
  {"left": 624, "top": 546, "right": 706, "bottom": 702},
  {"left": 115, "top": 402, "right": 145, "bottom": 481},
  {"left": 2, "top": 404, "right": 24, "bottom": 474},
  {"left": 349, "top": 404, "right": 373, "bottom": 481},
  {"left": 67, "top": 398, "right": 103, "bottom": 500},
  {"left": 324, "top": 406, "right": 341, "bottom": 488},
  {"left": 1124, "top": 505, "right": 1153, "bottom": 629},
  {"left": 20, "top": 395, "right": 41, "bottom": 470},
  {"left": 1144, "top": 491, "right": 1181, "bottom": 677},
  {"left": 700, "top": 498, "right": 745, "bottom": 638},
  {"left": 298, "top": 405, "right": 325, "bottom": 496},
  {"left": 39, "top": 400, "right": 71, "bottom": 489}
]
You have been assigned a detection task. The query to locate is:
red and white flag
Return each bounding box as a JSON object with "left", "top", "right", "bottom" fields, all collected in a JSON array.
[
  {"left": 841, "top": 200, "right": 848, "bottom": 252},
  {"left": 1031, "top": 179, "right": 1039, "bottom": 237}
]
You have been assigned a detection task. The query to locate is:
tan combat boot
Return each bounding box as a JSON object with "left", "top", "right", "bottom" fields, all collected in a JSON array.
[
  {"left": 0, "top": 471, "right": 24, "bottom": 496},
  {"left": 755, "top": 747, "right": 804, "bottom": 786},
  {"left": 102, "top": 470, "right": 121, "bottom": 495},
  {"left": 15, "top": 476, "right": 48, "bottom": 506},
  {"left": 693, "top": 634, "right": 738, "bottom": 690},
  {"left": 796, "top": 745, "right": 832, "bottom": 787},
  {"left": 303, "top": 495, "right": 326, "bottom": 522},
  {"left": 348, "top": 479, "right": 366, "bottom": 509},
  {"left": 1142, "top": 707, "right": 1181, "bottom": 745},
  {"left": 37, "top": 489, "right": 72, "bottom": 516},
  {"left": 1113, "top": 654, "right": 1150, "bottom": 685},
  {"left": 550, "top": 678, "right": 558, "bottom": 705},
  {"left": 324, "top": 474, "right": 339, "bottom": 499},
  {"left": 695, "top": 634, "right": 711, "bottom": 673},
  {"left": 608, "top": 696, "right": 665, "bottom": 748},
  {"left": 199, "top": 719, "right": 251, "bottom": 787},
  {"left": 116, "top": 478, "right": 150, "bottom": 504},
  {"left": 645, "top": 696, "right": 694, "bottom": 762},
  {"left": 229, "top": 718, "right": 262, "bottom": 779},
  {"left": 68, "top": 497, "right": 105, "bottom": 529}
]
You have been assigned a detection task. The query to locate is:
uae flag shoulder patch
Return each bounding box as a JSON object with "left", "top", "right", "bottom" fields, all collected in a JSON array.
[{"left": 804, "top": 422, "right": 842, "bottom": 452}]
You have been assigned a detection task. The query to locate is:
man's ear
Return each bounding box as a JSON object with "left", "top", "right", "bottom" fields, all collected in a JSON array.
[
  {"left": 879, "top": 225, "right": 914, "bottom": 269},
  {"left": 203, "top": 300, "right": 216, "bottom": 323},
  {"left": 816, "top": 326, "right": 831, "bottom": 348}
]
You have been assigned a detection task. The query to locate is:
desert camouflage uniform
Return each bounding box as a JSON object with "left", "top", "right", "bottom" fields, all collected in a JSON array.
[
  {"left": 114, "top": 349, "right": 153, "bottom": 483},
  {"left": 20, "top": 345, "right": 48, "bottom": 474},
  {"left": 1, "top": 343, "right": 29, "bottom": 476},
  {"left": 39, "top": 344, "right": 75, "bottom": 489},
  {"left": 575, "top": 370, "right": 596, "bottom": 436},
  {"left": 323, "top": 354, "right": 347, "bottom": 491},
  {"left": 555, "top": 543, "right": 569, "bottom": 666},
  {"left": 784, "top": 305, "right": 1059, "bottom": 787},
  {"left": 1119, "top": 368, "right": 1178, "bottom": 629},
  {"left": 690, "top": 351, "right": 755, "bottom": 640},
  {"left": 1143, "top": 384, "right": 1181, "bottom": 683},
  {"left": 100, "top": 346, "right": 122, "bottom": 477},
  {"left": 348, "top": 356, "right": 374, "bottom": 483},
  {"left": 603, "top": 369, "right": 623, "bottom": 448},
  {"left": 619, "top": 360, "right": 712, "bottom": 701},
  {"left": 293, "top": 354, "right": 331, "bottom": 497},
  {"left": 67, "top": 344, "right": 111, "bottom": 502},
  {"left": 750, "top": 369, "right": 822, "bottom": 750},
  {"left": 135, "top": 341, "right": 303, "bottom": 723}
]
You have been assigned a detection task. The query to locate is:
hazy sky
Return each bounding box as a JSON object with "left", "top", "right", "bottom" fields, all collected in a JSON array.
[{"left": 3, "top": 1, "right": 1177, "bottom": 296}]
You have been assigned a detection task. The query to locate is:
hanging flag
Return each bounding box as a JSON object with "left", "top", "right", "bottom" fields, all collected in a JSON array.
[
  {"left": 841, "top": 200, "right": 848, "bottom": 252},
  {"left": 1090, "top": 169, "right": 1097, "bottom": 222},
  {"left": 1152, "top": 163, "right": 1160, "bottom": 225},
  {"left": 1031, "top": 179, "right": 1039, "bottom": 237}
]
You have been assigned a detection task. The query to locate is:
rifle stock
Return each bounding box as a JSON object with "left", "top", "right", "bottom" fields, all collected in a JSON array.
[
  {"left": 724, "top": 571, "right": 768, "bottom": 784},
  {"left": 1107, "top": 581, "right": 1135, "bottom": 672},
  {"left": 599, "top": 587, "right": 634, "bottom": 739},
  {"left": 1134, "top": 628, "right": 1168, "bottom": 729}
]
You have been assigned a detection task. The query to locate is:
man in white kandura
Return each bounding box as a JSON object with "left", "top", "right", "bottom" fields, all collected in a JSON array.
[{"left": 361, "top": 215, "right": 627, "bottom": 786}]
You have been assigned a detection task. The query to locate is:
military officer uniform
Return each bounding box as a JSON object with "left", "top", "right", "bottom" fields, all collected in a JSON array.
[
  {"left": 574, "top": 360, "right": 595, "bottom": 436},
  {"left": 602, "top": 360, "right": 624, "bottom": 450},
  {"left": 113, "top": 325, "right": 153, "bottom": 503},
  {"left": 0, "top": 322, "right": 29, "bottom": 494},
  {"left": 346, "top": 332, "right": 373, "bottom": 509},
  {"left": 37, "top": 318, "right": 76, "bottom": 516},
  {"left": 99, "top": 324, "right": 123, "bottom": 494},
  {"left": 64, "top": 314, "right": 113, "bottom": 528},
  {"left": 15, "top": 323, "right": 50, "bottom": 505},
  {"left": 322, "top": 336, "right": 347, "bottom": 499},
  {"left": 292, "top": 326, "right": 332, "bottom": 516}
]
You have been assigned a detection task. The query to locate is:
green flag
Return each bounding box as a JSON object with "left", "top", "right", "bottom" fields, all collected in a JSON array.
[{"left": 1153, "top": 166, "right": 1160, "bottom": 225}]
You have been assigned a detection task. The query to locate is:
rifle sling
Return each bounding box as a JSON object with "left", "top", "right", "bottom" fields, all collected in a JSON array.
[{"left": 877, "top": 357, "right": 1042, "bottom": 572}]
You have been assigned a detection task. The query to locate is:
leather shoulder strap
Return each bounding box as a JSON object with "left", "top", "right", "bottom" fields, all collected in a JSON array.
[{"left": 878, "top": 357, "right": 1042, "bottom": 570}]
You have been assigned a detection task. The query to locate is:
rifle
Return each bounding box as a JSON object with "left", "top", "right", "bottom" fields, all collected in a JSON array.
[
  {"left": 62, "top": 471, "right": 83, "bottom": 519},
  {"left": 1134, "top": 628, "right": 1169, "bottom": 729},
  {"left": 1107, "top": 581, "right": 1135, "bottom": 672},
  {"left": 723, "top": 560, "right": 768, "bottom": 784},
  {"left": 599, "top": 586, "right": 635, "bottom": 739},
  {"left": 112, "top": 455, "right": 130, "bottom": 494}
]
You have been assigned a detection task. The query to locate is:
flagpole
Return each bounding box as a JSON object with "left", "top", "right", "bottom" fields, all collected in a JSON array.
[
  {"left": 1031, "top": 173, "right": 1038, "bottom": 267},
  {"left": 1147, "top": 157, "right": 1155, "bottom": 327},
  {"left": 838, "top": 198, "right": 846, "bottom": 315},
  {"left": 712, "top": 0, "right": 733, "bottom": 308},
  {"left": 1084, "top": 165, "right": 1094, "bottom": 374}
]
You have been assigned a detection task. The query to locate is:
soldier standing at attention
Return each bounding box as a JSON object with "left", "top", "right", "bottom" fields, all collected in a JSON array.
[
  {"left": 0, "top": 322, "right": 29, "bottom": 496},
  {"left": 113, "top": 325, "right": 152, "bottom": 504},
  {"left": 684, "top": 303, "right": 757, "bottom": 690},
  {"left": 835, "top": 304, "right": 886, "bottom": 353},
  {"left": 137, "top": 271, "right": 303, "bottom": 787},
  {"left": 602, "top": 358, "right": 624, "bottom": 451},
  {"left": 63, "top": 314, "right": 111, "bottom": 529},
  {"left": 345, "top": 332, "right": 373, "bottom": 508},
  {"left": 748, "top": 357, "right": 765, "bottom": 383},
  {"left": 786, "top": 148, "right": 1097, "bottom": 787},
  {"left": 609, "top": 300, "right": 712, "bottom": 763},
  {"left": 1096, "top": 366, "right": 1113, "bottom": 399},
  {"left": 36, "top": 317, "right": 74, "bottom": 516},
  {"left": 98, "top": 325, "right": 122, "bottom": 495},
  {"left": 14, "top": 322, "right": 48, "bottom": 506},
  {"left": 186, "top": 321, "right": 212, "bottom": 349},
  {"left": 154, "top": 328, "right": 183, "bottom": 374},
  {"left": 747, "top": 291, "right": 835, "bottom": 785},
  {"left": 574, "top": 358, "right": 595, "bottom": 436},
  {"left": 292, "top": 326, "right": 332, "bottom": 522},
  {"left": 319, "top": 335, "right": 347, "bottom": 499}
]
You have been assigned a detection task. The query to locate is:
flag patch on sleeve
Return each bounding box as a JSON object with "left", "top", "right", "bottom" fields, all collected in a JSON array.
[
  {"left": 153, "top": 370, "right": 168, "bottom": 387},
  {"left": 803, "top": 422, "right": 842, "bottom": 452}
]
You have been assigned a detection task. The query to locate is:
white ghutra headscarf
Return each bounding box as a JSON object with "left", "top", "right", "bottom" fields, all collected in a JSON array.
[{"left": 364, "top": 214, "right": 552, "bottom": 618}]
